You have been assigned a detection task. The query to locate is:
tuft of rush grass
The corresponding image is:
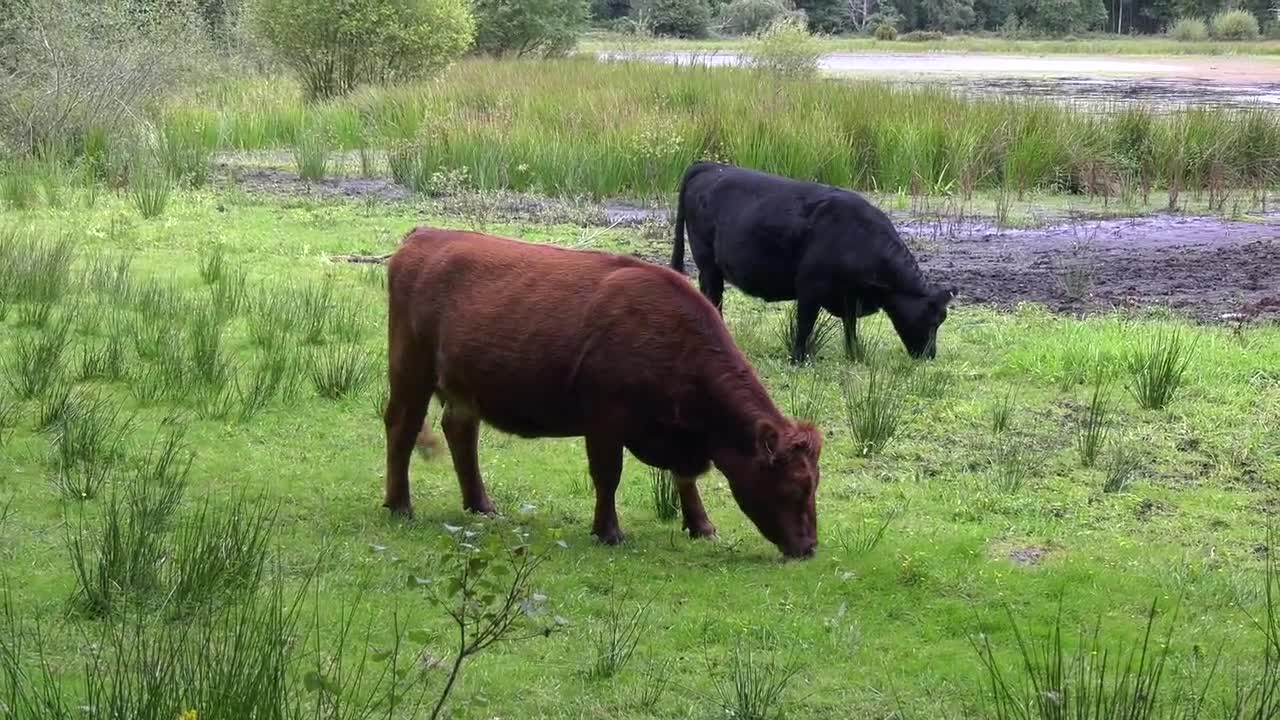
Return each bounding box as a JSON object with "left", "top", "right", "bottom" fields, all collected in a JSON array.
[
  {"left": 48, "top": 393, "right": 133, "bottom": 502},
  {"left": 1103, "top": 443, "right": 1143, "bottom": 494},
  {"left": 586, "top": 585, "right": 653, "bottom": 681},
  {"left": 297, "top": 278, "right": 336, "bottom": 344},
  {"left": 781, "top": 365, "right": 827, "bottom": 423},
  {"left": 988, "top": 391, "right": 1014, "bottom": 435},
  {"left": 972, "top": 599, "right": 1176, "bottom": 720},
  {"left": 831, "top": 505, "right": 902, "bottom": 557},
  {"left": 156, "top": 110, "right": 217, "bottom": 187},
  {"left": 1075, "top": 374, "right": 1113, "bottom": 469},
  {"left": 649, "top": 468, "right": 680, "bottom": 522},
  {"left": 905, "top": 360, "right": 951, "bottom": 400},
  {"left": 249, "top": 282, "right": 298, "bottom": 349},
  {"left": 165, "top": 494, "right": 276, "bottom": 619},
  {"left": 198, "top": 242, "right": 227, "bottom": 286},
  {"left": 6, "top": 319, "right": 72, "bottom": 399},
  {"left": 0, "top": 395, "right": 17, "bottom": 448},
  {"left": 128, "top": 160, "right": 172, "bottom": 219},
  {"left": 708, "top": 631, "right": 802, "bottom": 720},
  {"left": 186, "top": 302, "right": 232, "bottom": 390},
  {"left": 238, "top": 345, "right": 300, "bottom": 421},
  {"left": 83, "top": 252, "right": 135, "bottom": 303},
  {"left": 77, "top": 319, "right": 129, "bottom": 382},
  {"left": 209, "top": 265, "right": 248, "bottom": 320},
  {"left": 1127, "top": 327, "right": 1195, "bottom": 410},
  {"left": 841, "top": 363, "right": 907, "bottom": 457},
  {"left": 777, "top": 304, "right": 839, "bottom": 362},
  {"left": 293, "top": 127, "right": 332, "bottom": 182},
  {"left": 1, "top": 230, "right": 77, "bottom": 316},
  {"left": 0, "top": 162, "right": 41, "bottom": 210},
  {"left": 309, "top": 343, "right": 374, "bottom": 400},
  {"left": 990, "top": 439, "right": 1034, "bottom": 494},
  {"left": 67, "top": 485, "right": 169, "bottom": 617}
]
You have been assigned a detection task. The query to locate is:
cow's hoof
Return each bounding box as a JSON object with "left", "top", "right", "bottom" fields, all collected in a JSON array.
[
  {"left": 464, "top": 500, "right": 497, "bottom": 516},
  {"left": 594, "top": 528, "right": 625, "bottom": 546},
  {"left": 385, "top": 502, "right": 414, "bottom": 519},
  {"left": 686, "top": 521, "right": 717, "bottom": 540}
]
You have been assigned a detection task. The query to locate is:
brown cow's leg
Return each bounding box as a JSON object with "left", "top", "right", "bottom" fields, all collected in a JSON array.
[
  {"left": 585, "top": 435, "right": 625, "bottom": 545},
  {"left": 384, "top": 355, "right": 432, "bottom": 517},
  {"left": 441, "top": 405, "right": 495, "bottom": 515},
  {"left": 676, "top": 476, "right": 717, "bottom": 539}
]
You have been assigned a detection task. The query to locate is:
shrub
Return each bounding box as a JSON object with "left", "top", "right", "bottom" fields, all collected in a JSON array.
[
  {"left": 1169, "top": 16, "right": 1209, "bottom": 41},
  {"left": 717, "top": 0, "right": 804, "bottom": 35},
  {"left": 746, "top": 16, "right": 821, "bottom": 78},
  {"left": 247, "top": 0, "right": 476, "bottom": 100},
  {"left": 1211, "top": 9, "right": 1260, "bottom": 39},
  {"left": 638, "top": 0, "right": 712, "bottom": 38},
  {"left": 874, "top": 22, "right": 898, "bottom": 40},
  {"left": 900, "top": 29, "right": 945, "bottom": 41},
  {"left": 472, "top": 0, "right": 589, "bottom": 56}
]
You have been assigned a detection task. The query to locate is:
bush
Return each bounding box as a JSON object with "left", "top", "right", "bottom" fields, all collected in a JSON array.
[
  {"left": 1211, "top": 9, "right": 1260, "bottom": 39},
  {"left": 874, "top": 22, "right": 898, "bottom": 39},
  {"left": 1169, "top": 17, "right": 1209, "bottom": 40},
  {"left": 746, "top": 16, "right": 821, "bottom": 77},
  {"left": 0, "top": 0, "right": 201, "bottom": 157},
  {"left": 472, "top": 0, "right": 589, "bottom": 56},
  {"left": 638, "top": 0, "right": 712, "bottom": 37},
  {"left": 247, "top": 0, "right": 475, "bottom": 100},
  {"left": 717, "top": 0, "right": 804, "bottom": 35},
  {"left": 900, "top": 29, "right": 945, "bottom": 40}
]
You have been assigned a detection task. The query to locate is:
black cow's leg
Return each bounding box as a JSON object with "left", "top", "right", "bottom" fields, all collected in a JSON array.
[
  {"left": 842, "top": 314, "right": 858, "bottom": 360},
  {"left": 676, "top": 475, "right": 716, "bottom": 539},
  {"left": 441, "top": 404, "right": 496, "bottom": 515},
  {"left": 690, "top": 234, "right": 725, "bottom": 314},
  {"left": 585, "top": 435, "right": 625, "bottom": 545},
  {"left": 791, "top": 298, "right": 820, "bottom": 364}
]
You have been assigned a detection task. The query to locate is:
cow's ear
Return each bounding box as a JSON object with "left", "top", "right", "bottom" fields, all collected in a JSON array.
[{"left": 755, "top": 420, "right": 782, "bottom": 461}]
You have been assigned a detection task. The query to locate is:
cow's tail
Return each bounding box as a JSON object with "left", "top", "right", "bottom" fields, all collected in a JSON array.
[{"left": 670, "top": 164, "right": 698, "bottom": 274}]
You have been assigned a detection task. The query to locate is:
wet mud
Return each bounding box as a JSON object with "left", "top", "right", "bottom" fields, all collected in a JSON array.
[{"left": 901, "top": 213, "right": 1280, "bottom": 321}]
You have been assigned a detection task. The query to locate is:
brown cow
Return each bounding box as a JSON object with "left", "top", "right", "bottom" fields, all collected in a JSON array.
[{"left": 383, "top": 227, "right": 823, "bottom": 559}]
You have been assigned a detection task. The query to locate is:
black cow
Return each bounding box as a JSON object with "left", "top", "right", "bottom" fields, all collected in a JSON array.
[{"left": 671, "top": 161, "right": 956, "bottom": 363}]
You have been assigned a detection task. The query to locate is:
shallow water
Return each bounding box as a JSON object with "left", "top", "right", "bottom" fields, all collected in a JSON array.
[{"left": 598, "top": 50, "right": 1280, "bottom": 112}]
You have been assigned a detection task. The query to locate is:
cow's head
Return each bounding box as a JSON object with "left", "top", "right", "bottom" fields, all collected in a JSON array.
[
  {"left": 884, "top": 286, "right": 956, "bottom": 359},
  {"left": 722, "top": 419, "right": 823, "bottom": 559}
]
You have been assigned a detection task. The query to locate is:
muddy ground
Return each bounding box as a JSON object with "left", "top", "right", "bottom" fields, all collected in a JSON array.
[{"left": 225, "top": 165, "right": 1280, "bottom": 323}]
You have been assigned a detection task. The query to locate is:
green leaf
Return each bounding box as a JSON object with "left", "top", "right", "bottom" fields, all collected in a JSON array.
[
  {"left": 408, "top": 628, "right": 435, "bottom": 645},
  {"left": 303, "top": 670, "right": 323, "bottom": 693}
]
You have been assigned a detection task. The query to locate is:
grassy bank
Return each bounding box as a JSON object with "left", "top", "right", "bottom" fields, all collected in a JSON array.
[
  {"left": 2, "top": 182, "right": 1280, "bottom": 717},
  {"left": 8, "top": 57, "right": 1277, "bottom": 208},
  {"left": 581, "top": 30, "right": 1280, "bottom": 57}
]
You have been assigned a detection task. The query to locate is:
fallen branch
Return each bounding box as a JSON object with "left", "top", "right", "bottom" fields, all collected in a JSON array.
[{"left": 331, "top": 253, "right": 392, "bottom": 265}]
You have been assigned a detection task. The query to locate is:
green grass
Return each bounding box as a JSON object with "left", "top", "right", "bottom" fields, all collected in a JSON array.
[{"left": 0, "top": 185, "right": 1279, "bottom": 718}]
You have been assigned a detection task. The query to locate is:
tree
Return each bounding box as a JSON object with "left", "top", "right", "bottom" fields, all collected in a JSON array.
[
  {"left": 472, "top": 0, "right": 589, "bottom": 56},
  {"left": 638, "top": 0, "right": 713, "bottom": 36},
  {"left": 921, "top": 0, "right": 975, "bottom": 29},
  {"left": 795, "top": 0, "right": 855, "bottom": 30},
  {"left": 591, "top": 0, "right": 633, "bottom": 19},
  {"left": 247, "top": 0, "right": 475, "bottom": 100},
  {"left": 847, "top": 0, "right": 880, "bottom": 30}
]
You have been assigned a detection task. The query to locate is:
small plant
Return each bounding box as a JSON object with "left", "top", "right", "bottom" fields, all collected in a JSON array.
[
  {"left": 1211, "top": 9, "right": 1261, "bottom": 39},
  {"left": 649, "top": 468, "right": 681, "bottom": 522},
  {"left": 1075, "top": 375, "right": 1113, "bottom": 468},
  {"left": 782, "top": 366, "right": 826, "bottom": 423},
  {"left": 832, "top": 505, "right": 902, "bottom": 557},
  {"left": 587, "top": 584, "right": 653, "bottom": 681},
  {"left": 990, "top": 439, "right": 1033, "bottom": 494},
  {"left": 1127, "top": 327, "right": 1194, "bottom": 410},
  {"left": 7, "top": 320, "right": 72, "bottom": 399},
  {"left": 414, "top": 524, "right": 560, "bottom": 720},
  {"left": 842, "top": 364, "right": 906, "bottom": 457},
  {"left": 293, "top": 128, "right": 332, "bottom": 182},
  {"left": 209, "top": 265, "right": 248, "bottom": 320},
  {"left": 1169, "top": 16, "right": 1209, "bottom": 41},
  {"left": 131, "top": 422, "right": 194, "bottom": 528},
  {"left": 1103, "top": 443, "right": 1143, "bottom": 494},
  {"left": 187, "top": 303, "right": 232, "bottom": 389},
  {"left": 634, "top": 661, "right": 674, "bottom": 711},
  {"left": 249, "top": 283, "right": 298, "bottom": 349},
  {"left": 988, "top": 392, "right": 1014, "bottom": 435},
  {"left": 905, "top": 360, "right": 950, "bottom": 400},
  {"left": 0, "top": 396, "right": 18, "bottom": 448},
  {"left": 329, "top": 293, "right": 367, "bottom": 342},
  {"left": 778, "top": 304, "right": 838, "bottom": 363},
  {"left": 309, "top": 344, "right": 374, "bottom": 400},
  {"left": 874, "top": 22, "right": 898, "bottom": 40},
  {"left": 128, "top": 161, "right": 172, "bottom": 219},
  {"left": 239, "top": 346, "right": 299, "bottom": 421},
  {"left": 708, "top": 631, "right": 802, "bottom": 720},
  {"left": 77, "top": 324, "right": 129, "bottom": 382}
]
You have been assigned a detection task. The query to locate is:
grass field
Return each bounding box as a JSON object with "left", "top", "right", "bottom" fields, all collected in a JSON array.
[
  {"left": 2, "top": 163, "right": 1280, "bottom": 718},
  {"left": 581, "top": 30, "right": 1280, "bottom": 57}
]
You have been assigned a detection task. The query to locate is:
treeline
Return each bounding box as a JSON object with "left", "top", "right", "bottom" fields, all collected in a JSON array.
[{"left": 594, "top": 0, "right": 1277, "bottom": 36}]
